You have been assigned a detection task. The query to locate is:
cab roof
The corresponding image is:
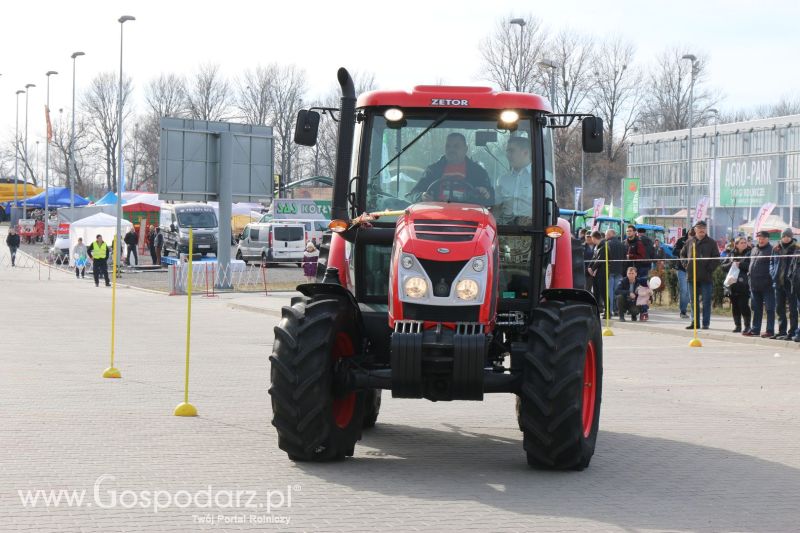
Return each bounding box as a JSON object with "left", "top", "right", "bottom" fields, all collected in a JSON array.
[{"left": 357, "top": 86, "right": 551, "bottom": 113}]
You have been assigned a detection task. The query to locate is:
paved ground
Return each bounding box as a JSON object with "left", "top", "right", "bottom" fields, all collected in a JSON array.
[{"left": 2, "top": 241, "right": 800, "bottom": 532}]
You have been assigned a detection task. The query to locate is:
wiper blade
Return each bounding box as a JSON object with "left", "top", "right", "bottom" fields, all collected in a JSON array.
[{"left": 373, "top": 112, "right": 449, "bottom": 178}]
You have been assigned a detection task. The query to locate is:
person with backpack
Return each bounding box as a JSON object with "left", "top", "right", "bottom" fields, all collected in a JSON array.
[{"left": 772, "top": 228, "right": 800, "bottom": 340}]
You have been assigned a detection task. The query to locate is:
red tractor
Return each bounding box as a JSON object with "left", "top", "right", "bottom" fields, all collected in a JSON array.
[{"left": 269, "top": 68, "right": 605, "bottom": 469}]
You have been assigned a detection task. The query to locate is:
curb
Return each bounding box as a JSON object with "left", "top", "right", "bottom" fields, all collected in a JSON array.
[{"left": 611, "top": 319, "right": 800, "bottom": 349}]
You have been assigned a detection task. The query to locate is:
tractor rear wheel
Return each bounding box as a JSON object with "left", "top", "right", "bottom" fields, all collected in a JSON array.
[
  {"left": 517, "top": 301, "right": 602, "bottom": 470},
  {"left": 362, "top": 390, "right": 382, "bottom": 428},
  {"left": 269, "top": 294, "right": 365, "bottom": 461}
]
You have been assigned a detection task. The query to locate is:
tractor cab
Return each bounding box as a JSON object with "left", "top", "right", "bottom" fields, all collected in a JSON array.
[{"left": 270, "top": 68, "right": 605, "bottom": 470}]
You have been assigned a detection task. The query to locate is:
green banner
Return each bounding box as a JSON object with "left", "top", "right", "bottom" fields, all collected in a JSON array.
[
  {"left": 273, "top": 199, "right": 331, "bottom": 219},
  {"left": 718, "top": 155, "right": 780, "bottom": 207},
  {"left": 623, "top": 178, "right": 640, "bottom": 220}
]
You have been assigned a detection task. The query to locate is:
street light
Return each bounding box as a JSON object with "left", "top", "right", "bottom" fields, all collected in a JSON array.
[
  {"left": 23, "top": 83, "right": 35, "bottom": 217},
  {"left": 537, "top": 58, "right": 560, "bottom": 112},
  {"left": 509, "top": 18, "right": 526, "bottom": 92},
  {"left": 682, "top": 53, "right": 698, "bottom": 230},
  {"left": 70, "top": 51, "right": 85, "bottom": 210},
  {"left": 45, "top": 70, "right": 58, "bottom": 241},
  {"left": 14, "top": 89, "right": 24, "bottom": 209},
  {"left": 708, "top": 108, "right": 719, "bottom": 235},
  {"left": 116, "top": 15, "right": 135, "bottom": 255}
]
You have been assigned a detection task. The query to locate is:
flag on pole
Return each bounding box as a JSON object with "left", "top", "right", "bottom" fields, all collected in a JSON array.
[
  {"left": 693, "top": 196, "right": 710, "bottom": 226},
  {"left": 592, "top": 198, "right": 605, "bottom": 230},
  {"left": 45, "top": 105, "right": 53, "bottom": 142},
  {"left": 753, "top": 202, "right": 777, "bottom": 235}
]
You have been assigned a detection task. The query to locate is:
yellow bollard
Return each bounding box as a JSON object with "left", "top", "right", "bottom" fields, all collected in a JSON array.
[
  {"left": 602, "top": 238, "right": 614, "bottom": 336},
  {"left": 689, "top": 242, "right": 703, "bottom": 347},
  {"left": 174, "top": 228, "right": 198, "bottom": 417},
  {"left": 104, "top": 235, "right": 121, "bottom": 378}
]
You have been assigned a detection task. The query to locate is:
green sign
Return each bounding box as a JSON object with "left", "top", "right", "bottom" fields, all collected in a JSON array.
[
  {"left": 718, "top": 155, "right": 780, "bottom": 208},
  {"left": 273, "top": 199, "right": 331, "bottom": 219},
  {"left": 623, "top": 178, "right": 639, "bottom": 219}
]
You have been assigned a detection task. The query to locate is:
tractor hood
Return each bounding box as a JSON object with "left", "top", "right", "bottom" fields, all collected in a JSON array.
[{"left": 396, "top": 203, "right": 496, "bottom": 261}]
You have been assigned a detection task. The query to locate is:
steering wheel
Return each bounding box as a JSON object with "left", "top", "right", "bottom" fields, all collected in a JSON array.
[{"left": 423, "top": 177, "right": 480, "bottom": 203}]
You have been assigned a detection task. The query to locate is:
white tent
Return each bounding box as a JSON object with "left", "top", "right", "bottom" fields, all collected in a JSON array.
[
  {"left": 738, "top": 214, "right": 800, "bottom": 234},
  {"left": 68, "top": 213, "right": 132, "bottom": 266}
]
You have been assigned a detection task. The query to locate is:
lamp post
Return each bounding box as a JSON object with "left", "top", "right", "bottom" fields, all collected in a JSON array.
[
  {"left": 116, "top": 15, "right": 135, "bottom": 254},
  {"left": 537, "top": 58, "right": 559, "bottom": 111},
  {"left": 708, "top": 107, "right": 719, "bottom": 236},
  {"left": 14, "top": 89, "right": 24, "bottom": 209},
  {"left": 23, "top": 83, "right": 35, "bottom": 217},
  {"left": 509, "top": 18, "right": 526, "bottom": 92},
  {"left": 70, "top": 51, "right": 85, "bottom": 210},
  {"left": 682, "top": 53, "right": 698, "bottom": 230},
  {"left": 45, "top": 70, "right": 58, "bottom": 241}
]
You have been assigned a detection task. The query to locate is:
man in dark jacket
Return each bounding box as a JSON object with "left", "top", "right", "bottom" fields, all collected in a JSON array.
[
  {"left": 615, "top": 266, "right": 645, "bottom": 321},
  {"left": 625, "top": 224, "right": 647, "bottom": 279},
  {"left": 680, "top": 221, "right": 720, "bottom": 330},
  {"left": 673, "top": 229, "right": 691, "bottom": 318},
  {"left": 772, "top": 228, "right": 799, "bottom": 340},
  {"left": 606, "top": 229, "right": 626, "bottom": 314},
  {"left": 637, "top": 227, "right": 655, "bottom": 261},
  {"left": 409, "top": 132, "right": 494, "bottom": 207},
  {"left": 589, "top": 231, "right": 608, "bottom": 313},
  {"left": 6, "top": 228, "right": 20, "bottom": 267},
  {"left": 745, "top": 230, "right": 776, "bottom": 337},
  {"left": 147, "top": 225, "right": 157, "bottom": 264},
  {"left": 124, "top": 227, "right": 138, "bottom": 266}
]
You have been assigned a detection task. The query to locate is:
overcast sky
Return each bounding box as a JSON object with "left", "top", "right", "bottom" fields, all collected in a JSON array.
[{"left": 2, "top": 0, "right": 798, "bottom": 147}]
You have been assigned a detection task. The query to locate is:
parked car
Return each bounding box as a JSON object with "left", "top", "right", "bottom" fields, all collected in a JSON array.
[
  {"left": 235, "top": 222, "right": 306, "bottom": 266},
  {"left": 49, "top": 235, "right": 70, "bottom": 265}
]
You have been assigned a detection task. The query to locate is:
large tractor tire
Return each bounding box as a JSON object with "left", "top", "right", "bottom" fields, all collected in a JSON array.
[
  {"left": 269, "top": 294, "right": 365, "bottom": 461},
  {"left": 517, "top": 300, "right": 602, "bottom": 470},
  {"left": 362, "top": 390, "right": 382, "bottom": 429}
]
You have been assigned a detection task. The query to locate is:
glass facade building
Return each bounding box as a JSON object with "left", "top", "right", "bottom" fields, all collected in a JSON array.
[{"left": 628, "top": 114, "right": 800, "bottom": 236}]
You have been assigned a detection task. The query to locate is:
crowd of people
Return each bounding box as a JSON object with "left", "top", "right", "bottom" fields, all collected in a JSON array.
[
  {"left": 581, "top": 224, "right": 661, "bottom": 321},
  {"left": 579, "top": 219, "right": 800, "bottom": 339}
]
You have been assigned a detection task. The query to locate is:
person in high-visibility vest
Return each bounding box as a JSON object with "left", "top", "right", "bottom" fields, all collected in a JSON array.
[{"left": 89, "top": 234, "right": 110, "bottom": 287}]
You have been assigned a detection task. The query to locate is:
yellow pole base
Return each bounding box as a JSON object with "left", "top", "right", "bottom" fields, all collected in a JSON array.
[
  {"left": 688, "top": 337, "right": 703, "bottom": 347},
  {"left": 602, "top": 327, "right": 615, "bottom": 336},
  {"left": 102, "top": 367, "right": 122, "bottom": 379},
  {"left": 174, "top": 402, "right": 198, "bottom": 417}
]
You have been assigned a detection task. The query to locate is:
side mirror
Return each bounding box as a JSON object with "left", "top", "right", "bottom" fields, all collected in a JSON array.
[
  {"left": 294, "top": 110, "right": 321, "bottom": 146},
  {"left": 475, "top": 130, "right": 498, "bottom": 147},
  {"left": 582, "top": 116, "right": 604, "bottom": 153}
]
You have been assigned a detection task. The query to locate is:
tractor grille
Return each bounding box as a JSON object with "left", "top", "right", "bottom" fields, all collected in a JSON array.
[
  {"left": 403, "top": 303, "right": 480, "bottom": 323},
  {"left": 417, "top": 259, "right": 467, "bottom": 297},
  {"left": 413, "top": 220, "right": 478, "bottom": 242}
]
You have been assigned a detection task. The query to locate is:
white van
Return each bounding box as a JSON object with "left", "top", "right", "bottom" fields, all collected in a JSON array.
[
  {"left": 258, "top": 215, "right": 329, "bottom": 247},
  {"left": 235, "top": 222, "right": 305, "bottom": 266},
  {"left": 161, "top": 203, "right": 219, "bottom": 257},
  {"left": 266, "top": 223, "right": 306, "bottom": 266}
]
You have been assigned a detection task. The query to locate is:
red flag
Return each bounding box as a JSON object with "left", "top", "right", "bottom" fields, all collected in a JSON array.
[{"left": 45, "top": 105, "right": 53, "bottom": 142}]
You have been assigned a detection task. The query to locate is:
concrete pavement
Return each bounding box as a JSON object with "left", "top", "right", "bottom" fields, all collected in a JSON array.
[{"left": 1, "top": 242, "right": 800, "bottom": 531}]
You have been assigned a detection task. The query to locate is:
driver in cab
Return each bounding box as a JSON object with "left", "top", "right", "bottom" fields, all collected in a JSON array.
[{"left": 409, "top": 132, "right": 494, "bottom": 205}]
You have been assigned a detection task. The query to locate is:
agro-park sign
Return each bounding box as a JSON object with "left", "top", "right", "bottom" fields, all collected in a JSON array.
[{"left": 717, "top": 155, "right": 780, "bottom": 207}]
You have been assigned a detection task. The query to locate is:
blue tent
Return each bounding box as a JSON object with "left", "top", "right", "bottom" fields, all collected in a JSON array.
[
  {"left": 20, "top": 187, "right": 89, "bottom": 208},
  {"left": 95, "top": 191, "right": 125, "bottom": 206}
]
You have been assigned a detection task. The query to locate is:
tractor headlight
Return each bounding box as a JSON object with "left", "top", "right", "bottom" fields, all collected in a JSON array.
[
  {"left": 404, "top": 277, "right": 428, "bottom": 298},
  {"left": 401, "top": 254, "right": 414, "bottom": 269},
  {"left": 455, "top": 279, "right": 479, "bottom": 301},
  {"left": 471, "top": 257, "right": 485, "bottom": 272}
]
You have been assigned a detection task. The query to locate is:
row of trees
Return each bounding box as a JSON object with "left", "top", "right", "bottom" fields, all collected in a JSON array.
[{"left": 480, "top": 15, "right": 799, "bottom": 208}]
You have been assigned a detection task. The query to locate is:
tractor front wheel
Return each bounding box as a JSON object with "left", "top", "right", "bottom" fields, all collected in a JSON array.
[
  {"left": 517, "top": 301, "right": 602, "bottom": 470},
  {"left": 269, "top": 294, "right": 365, "bottom": 461}
]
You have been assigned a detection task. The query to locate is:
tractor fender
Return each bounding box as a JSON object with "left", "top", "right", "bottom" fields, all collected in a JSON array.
[
  {"left": 326, "top": 232, "right": 350, "bottom": 288},
  {"left": 550, "top": 217, "right": 574, "bottom": 289},
  {"left": 296, "top": 282, "right": 363, "bottom": 326},
  {"left": 541, "top": 288, "right": 598, "bottom": 309}
]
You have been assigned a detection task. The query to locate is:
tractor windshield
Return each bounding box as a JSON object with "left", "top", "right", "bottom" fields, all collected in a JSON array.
[{"left": 365, "top": 115, "right": 534, "bottom": 225}]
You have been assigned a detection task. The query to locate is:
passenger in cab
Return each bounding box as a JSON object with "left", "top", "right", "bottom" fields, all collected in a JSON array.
[{"left": 494, "top": 136, "right": 532, "bottom": 225}]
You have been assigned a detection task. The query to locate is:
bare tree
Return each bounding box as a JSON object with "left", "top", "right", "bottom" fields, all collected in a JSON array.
[
  {"left": 82, "top": 72, "right": 133, "bottom": 192},
  {"left": 269, "top": 64, "right": 307, "bottom": 186},
  {"left": 548, "top": 29, "right": 596, "bottom": 115},
  {"left": 145, "top": 73, "right": 186, "bottom": 118},
  {"left": 237, "top": 64, "right": 277, "bottom": 125},
  {"left": 185, "top": 63, "right": 231, "bottom": 121},
  {"left": 639, "top": 47, "right": 718, "bottom": 132},
  {"left": 49, "top": 109, "right": 92, "bottom": 195},
  {"left": 480, "top": 15, "right": 549, "bottom": 93}
]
